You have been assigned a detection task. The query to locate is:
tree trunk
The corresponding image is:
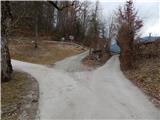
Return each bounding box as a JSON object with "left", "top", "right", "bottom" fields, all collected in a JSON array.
[
  {"left": 34, "top": 11, "right": 38, "bottom": 48},
  {"left": 106, "top": 38, "right": 111, "bottom": 53},
  {"left": 1, "top": 1, "right": 13, "bottom": 82},
  {"left": 119, "top": 37, "right": 133, "bottom": 70},
  {"left": 120, "top": 47, "right": 133, "bottom": 70}
]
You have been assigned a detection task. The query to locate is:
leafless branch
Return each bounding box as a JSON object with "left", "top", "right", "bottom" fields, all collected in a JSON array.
[
  {"left": 11, "top": 10, "right": 26, "bottom": 27},
  {"left": 48, "top": 1, "right": 75, "bottom": 11}
]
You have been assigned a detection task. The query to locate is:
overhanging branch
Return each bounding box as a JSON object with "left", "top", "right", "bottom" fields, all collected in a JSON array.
[{"left": 48, "top": 1, "right": 75, "bottom": 11}]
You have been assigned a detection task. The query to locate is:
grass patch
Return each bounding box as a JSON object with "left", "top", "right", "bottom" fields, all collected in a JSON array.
[
  {"left": 1, "top": 71, "right": 34, "bottom": 120},
  {"left": 9, "top": 38, "right": 85, "bottom": 64}
]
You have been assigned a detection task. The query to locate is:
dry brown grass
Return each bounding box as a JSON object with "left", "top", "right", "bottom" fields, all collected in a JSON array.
[
  {"left": 1, "top": 71, "right": 34, "bottom": 120},
  {"left": 125, "top": 58, "right": 160, "bottom": 105},
  {"left": 124, "top": 41, "right": 160, "bottom": 108},
  {"left": 9, "top": 38, "right": 85, "bottom": 64}
]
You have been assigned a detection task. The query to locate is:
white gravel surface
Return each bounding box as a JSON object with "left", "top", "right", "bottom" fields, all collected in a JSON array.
[{"left": 12, "top": 52, "right": 160, "bottom": 119}]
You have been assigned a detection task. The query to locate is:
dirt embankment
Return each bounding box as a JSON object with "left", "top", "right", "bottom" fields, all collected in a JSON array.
[{"left": 124, "top": 40, "right": 160, "bottom": 108}]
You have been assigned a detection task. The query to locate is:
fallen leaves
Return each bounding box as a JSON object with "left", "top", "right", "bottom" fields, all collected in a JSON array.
[{"left": 124, "top": 58, "right": 160, "bottom": 108}]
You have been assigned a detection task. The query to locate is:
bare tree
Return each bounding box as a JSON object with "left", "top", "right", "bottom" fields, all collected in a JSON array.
[
  {"left": 116, "top": 0, "right": 143, "bottom": 70},
  {"left": 33, "top": 1, "right": 41, "bottom": 48},
  {"left": 88, "top": 0, "right": 102, "bottom": 55}
]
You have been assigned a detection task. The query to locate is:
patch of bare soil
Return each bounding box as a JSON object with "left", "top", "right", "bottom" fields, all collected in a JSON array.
[
  {"left": 9, "top": 37, "right": 86, "bottom": 64},
  {"left": 1, "top": 71, "right": 39, "bottom": 120},
  {"left": 82, "top": 52, "right": 111, "bottom": 68}
]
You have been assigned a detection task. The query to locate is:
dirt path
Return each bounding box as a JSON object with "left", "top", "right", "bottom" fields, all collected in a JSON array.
[
  {"left": 54, "top": 51, "right": 91, "bottom": 72},
  {"left": 12, "top": 52, "right": 160, "bottom": 119}
]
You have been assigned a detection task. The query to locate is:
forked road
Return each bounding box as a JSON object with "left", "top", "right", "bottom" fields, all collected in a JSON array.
[{"left": 12, "top": 52, "right": 160, "bottom": 119}]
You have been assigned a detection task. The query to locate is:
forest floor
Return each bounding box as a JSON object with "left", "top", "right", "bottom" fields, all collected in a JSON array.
[
  {"left": 12, "top": 52, "right": 159, "bottom": 119},
  {"left": 9, "top": 37, "right": 86, "bottom": 64},
  {"left": 1, "top": 71, "right": 39, "bottom": 120}
]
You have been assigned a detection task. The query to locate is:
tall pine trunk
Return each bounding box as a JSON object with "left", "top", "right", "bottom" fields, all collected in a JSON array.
[{"left": 1, "top": 1, "right": 13, "bottom": 82}]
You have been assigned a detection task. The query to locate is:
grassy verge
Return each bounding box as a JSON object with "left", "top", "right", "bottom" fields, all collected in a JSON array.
[
  {"left": 1, "top": 71, "right": 38, "bottom": 120},
  {"left": 9, "top": 38, "right": 86, "bottom": 64},
  {"left": 122, "top": 41, "right": 160, "bottom": 108},
  {"left": 124, "top": 58, "right": 160, "bottom": 108}
]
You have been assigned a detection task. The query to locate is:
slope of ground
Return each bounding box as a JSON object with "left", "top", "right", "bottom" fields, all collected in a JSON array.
[
  {"left": 124, "top": 40, "right": 160, "bottom": 107},
  {"left": 11, "top": 52, "right": 160, "bottom": 119},
  {"left": 1, "top": 71, "right": 39, "bottom": 120},
  {"left": 125, "top": 58, "right": 160, "bottom": 107},
  {"left": 9, "top": 37, "right": 86, "bottom": 64}
]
